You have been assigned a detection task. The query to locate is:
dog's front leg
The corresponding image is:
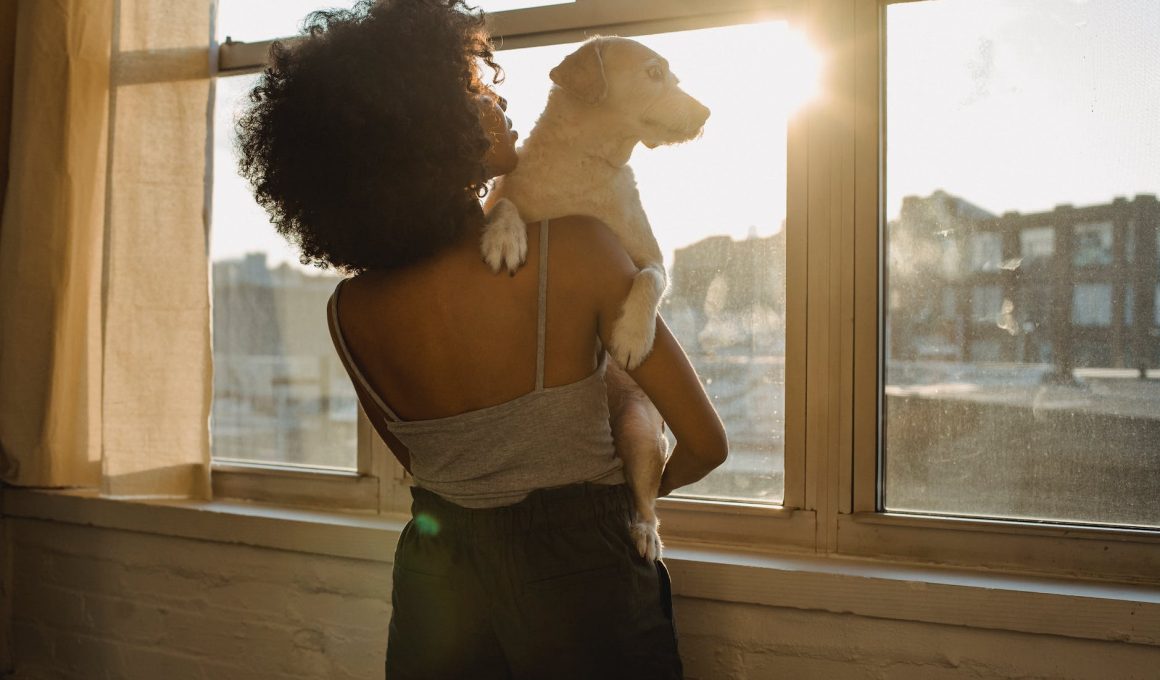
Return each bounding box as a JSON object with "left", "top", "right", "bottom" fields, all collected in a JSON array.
[
  {"left": 605, "top": 359, "right": 669, "bottom": 561},
  {"left": 480, "top": 197, "right": 527, "bottom": 274},
  {"left": 609, "top": 262, "right": 666, "bottom": 370}
]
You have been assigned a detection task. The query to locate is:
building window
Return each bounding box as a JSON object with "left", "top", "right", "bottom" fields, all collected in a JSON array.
[
  {"left": 1071, "top": 283, "right": 1113, "bottom": 327},
  {"left": 1073, "top": 222, "right": 1114, "bottom": 268},
  {"left": 1019, "top": 226, "right": 1054, "bottom": 263},
  {"left": 1125, "top": 284, "right": 1134, "bottom": 326},
  {"left": 969, "top": 285, "right": 1003, "bottom": 323},
  {"left": 968, "top": 231, "right": 1003, "bottom": 272}
]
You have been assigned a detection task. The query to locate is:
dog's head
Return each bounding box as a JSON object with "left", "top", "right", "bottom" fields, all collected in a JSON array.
[{"left": 550, "top": 36, "right": 710, "bottom": 149}]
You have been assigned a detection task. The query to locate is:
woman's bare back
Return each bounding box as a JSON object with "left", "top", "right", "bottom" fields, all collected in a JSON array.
[{"left": 333, "top": 216, "right": 604, "bottom": 423}]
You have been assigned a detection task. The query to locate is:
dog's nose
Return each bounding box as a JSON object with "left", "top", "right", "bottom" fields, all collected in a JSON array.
[{"left": 695, "top": 101, "right": 710, "bottom": 127}]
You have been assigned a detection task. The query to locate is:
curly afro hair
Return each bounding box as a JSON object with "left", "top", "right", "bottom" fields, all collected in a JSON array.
[{"left": 235, "top": 0, "right": 502, "bottom": 273}]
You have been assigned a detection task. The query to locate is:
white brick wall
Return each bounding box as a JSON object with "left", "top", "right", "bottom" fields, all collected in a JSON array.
[
  {"left": 7, "top": 518, "right": 389, "bottom": 680},
  {"left": 674, "top": 600, "right": 1160, "bottom": 680},
  {"left": 5, "top": 515, "right": 1160, "bottom": 680}
]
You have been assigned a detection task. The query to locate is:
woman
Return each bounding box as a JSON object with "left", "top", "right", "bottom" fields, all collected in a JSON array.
[{"left": 236, "top": 1, "right": 727, "bottom": 677}]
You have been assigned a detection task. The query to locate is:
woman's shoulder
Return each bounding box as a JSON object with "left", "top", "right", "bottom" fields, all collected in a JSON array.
[{"left": 538, "top": 214, "right": 637, "bottom": 284}]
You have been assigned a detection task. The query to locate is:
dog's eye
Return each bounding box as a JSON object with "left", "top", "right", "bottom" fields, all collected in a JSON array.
[{"left": 647, "top": 65, "right": 663, "bottom": 81}]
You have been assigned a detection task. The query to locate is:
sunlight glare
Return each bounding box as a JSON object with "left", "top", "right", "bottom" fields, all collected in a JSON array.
[{"left": 776, "top": 28, "right": 823, "bottom": 117}]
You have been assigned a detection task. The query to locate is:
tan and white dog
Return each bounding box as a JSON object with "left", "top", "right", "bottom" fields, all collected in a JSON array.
[{"left": 481, "top": 36, "right": 710, "bottom": 561}]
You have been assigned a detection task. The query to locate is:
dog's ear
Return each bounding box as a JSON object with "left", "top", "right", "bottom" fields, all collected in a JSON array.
[{"left": 550, "top": 38, "right": 608, "bottom": 105}]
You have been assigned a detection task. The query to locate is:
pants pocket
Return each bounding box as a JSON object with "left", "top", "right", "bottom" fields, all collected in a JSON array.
[{"left": 655, "top": 558, "right": 675, "bottom": 621}]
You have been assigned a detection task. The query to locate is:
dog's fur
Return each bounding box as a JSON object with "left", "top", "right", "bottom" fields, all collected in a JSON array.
[{"left": 481, "top": 36, "right": 710, "bottom": 560}]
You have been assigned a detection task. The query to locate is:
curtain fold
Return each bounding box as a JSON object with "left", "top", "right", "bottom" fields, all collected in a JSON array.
[
  {"left": 0, "top": 0, "right": 112, "bottom": 488},
  {"left": 1, "top": 0, "right": 14, "bottom": 224},
  {"left": 0, "top": 0, "right": 214, "bottom": 498},
  {"left": 100, "top": 0, "right": 214, "bottom": 498}
]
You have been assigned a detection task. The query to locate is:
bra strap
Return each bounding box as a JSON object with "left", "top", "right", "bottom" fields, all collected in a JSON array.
[{"left": 328, "top": 279, "right": 401, "bottom": 421}]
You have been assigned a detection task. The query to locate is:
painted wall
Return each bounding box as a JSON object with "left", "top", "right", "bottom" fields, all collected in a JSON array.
[{"left": 5, "top": 516, "right": 1159, "bottom": 680}]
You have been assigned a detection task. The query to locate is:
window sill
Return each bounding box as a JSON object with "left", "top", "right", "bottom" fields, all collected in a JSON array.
[{"left": 4, "top": 487, "right": 1158, "bottom": 647}]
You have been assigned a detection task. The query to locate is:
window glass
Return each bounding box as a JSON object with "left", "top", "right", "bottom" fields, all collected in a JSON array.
[
  {"left": 1073, "top": 222, "right": 1114, "bottom": 267},
  {"left": 217, "top": 1, "right": 335, "bottom": 43},
  {"left": 1125, "top": 219, "right": 1137, "bottom": 264},
  {"left": 968, "top": 232, "right": 1003, "bottom": 272},
  {"left": 1020, "top": 226, "right": 1054, "bottom": 262},
  {"left": 216, "top": 1, "right": 574, "bottom": 43},
  {"left": 883, "top": 0, "right": 1160, "bottom": 527},
  {"left": 493, "top": 21, "right": 810, "bottom": 503},
  {"left": 211, "top": 74, "right": 357, "bottom": 469},
  {"left": 1071, "top": 283, "right": 1113, "bottom": 327},
  {"left": 969, "top": 285, "right": 1003, "bottom": 322}
]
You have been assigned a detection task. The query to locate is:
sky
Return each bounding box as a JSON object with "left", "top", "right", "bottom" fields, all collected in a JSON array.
[
  {"left": 210, "top": 0, "right": 1159, "bottom": 271},
  {"left": 886, "top": 0, "right": 1160, "bottom": 218}
]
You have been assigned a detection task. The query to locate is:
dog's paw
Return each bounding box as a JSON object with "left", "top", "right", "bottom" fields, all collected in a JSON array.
[
  {"left": 609, "top": 313, "right": 657, "bottom": 371},
  {"left": 480, "top": 198, "right": 527, "bottom": 274},
  {"left": 629, "top": 519, "right": 663, "bottom": 562}
]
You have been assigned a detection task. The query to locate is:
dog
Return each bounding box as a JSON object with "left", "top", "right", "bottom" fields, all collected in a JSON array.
[{"left": 481, "top": 36, "right": 710, "bottom": 561}]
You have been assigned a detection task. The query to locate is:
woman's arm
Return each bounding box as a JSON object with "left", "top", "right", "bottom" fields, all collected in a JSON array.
[
  {"left": 626, "top": 316, "right": 727, "bottom": 496},
  {"left": 561, "top": 216, "right": 728, "bottom": 495}
]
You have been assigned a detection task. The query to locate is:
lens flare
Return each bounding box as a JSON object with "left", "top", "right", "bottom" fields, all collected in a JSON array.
[{"left": 414, "top": 512, "right": 441, "bottom": 536}]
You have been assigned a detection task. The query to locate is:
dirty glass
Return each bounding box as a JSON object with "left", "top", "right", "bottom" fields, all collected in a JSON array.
[{"left": 883, "top": 0, "right": 1160, "bottom": 526}]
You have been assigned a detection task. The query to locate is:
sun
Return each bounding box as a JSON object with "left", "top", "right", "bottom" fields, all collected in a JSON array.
[{"left": 778, "top": 28, "right": 824, "bottom": 117}]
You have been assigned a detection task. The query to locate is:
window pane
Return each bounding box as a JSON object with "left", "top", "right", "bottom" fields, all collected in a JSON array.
[
  {"left": 1019, "top": 226, "right": 1054, "bottom": 263},
  {"left": 217, "top": 1, "right": 574, "bottom": 43},
  {"left": 211, "top": 75, "right": 357, "bottom": 469},
  {"left": 884, "top": 0, "right": 1160, "bottom": 527},
  {"left": 494, "top": 21, "right": 805, "bottom": 503},
  {"left": 1072, "top": 283, "right": 1113, "bottom": 327},
  {"left": 968, "top": 232, "right": 1003, "bottom": 272},
  {"left": 217, "top": 1, "right": 335, "bottom": 43},
  {"left": 1073, "top": 222, "right": 1114, "bottom": 267}
]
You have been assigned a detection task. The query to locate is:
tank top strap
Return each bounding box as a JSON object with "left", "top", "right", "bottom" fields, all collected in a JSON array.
[
  {"left": 328, "top": 278, "right": 401, "bottom": 422},
  {"left": 535, "top": 218, "right": 550, "bottom": 391}
]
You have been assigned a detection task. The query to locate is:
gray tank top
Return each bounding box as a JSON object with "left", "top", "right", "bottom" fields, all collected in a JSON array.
[{"left": 328, "top": 219, "right": 624, "bottom": 508}]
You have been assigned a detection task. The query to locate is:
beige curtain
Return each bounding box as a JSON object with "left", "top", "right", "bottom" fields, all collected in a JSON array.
[
  {"left": 0, "top": 0, "right": 13, "bottom": 225},
  {"left": 101, "top": 0, "right": 214, "bottom": 498},
  {"left": 0, "top": 0, "right": 213, "bottom": 498},
  {"left": 0, "top": 0, "right": 111, "bottom": 488}
]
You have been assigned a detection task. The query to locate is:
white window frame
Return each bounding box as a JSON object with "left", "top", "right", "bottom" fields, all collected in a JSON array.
[{"left": 207, "top": 0, "right": 1160, "bottom": 585}]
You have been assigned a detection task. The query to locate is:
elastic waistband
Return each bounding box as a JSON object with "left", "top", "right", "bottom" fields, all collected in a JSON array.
[{"left": 409, "top": 482, "right": 631, "bottom": 536}]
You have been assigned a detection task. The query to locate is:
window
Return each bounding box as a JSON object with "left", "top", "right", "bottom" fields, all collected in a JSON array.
[
  {"left": 1073, "top": 222, "right": 1114, "bottom": 268},
  {"left": 209, "top": 0, "right": 1160, "bottom": 581},
  {"left": 968, "top": 231, "right": 1003, "bottom": 272},
  {"left": 489, "top": 21, "right": 811, "bottom": 505},
  {"left": 880, "top": 0, "right": 1160, "bottom": 529},
  {"left": 210, "top": 1, "right": 813, "bottom": 520},
  {"left": 215, "top": 0, "right": 572, "bottom": 42},
  {"left": 969, "top": 285, "right": 1003, "bottom": 324},
  {"left": 211, "top": 74, "right": 358, "bottom": 471},
  {"left": 1020, "top": 226, "right": 1054, "bottom": 262},
  {"left": 1071, "top": 283, "right": 1113, "bottom": 328}
]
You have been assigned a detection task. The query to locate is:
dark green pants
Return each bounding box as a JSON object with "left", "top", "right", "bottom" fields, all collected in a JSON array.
[{"left": 385, "top": 482, "right": 683, "bottom": 679}]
